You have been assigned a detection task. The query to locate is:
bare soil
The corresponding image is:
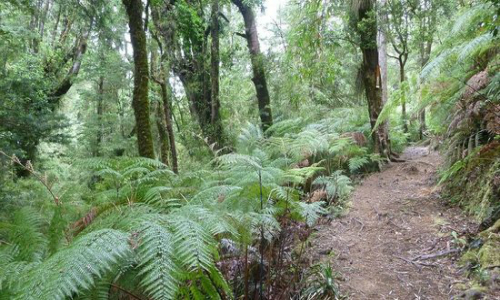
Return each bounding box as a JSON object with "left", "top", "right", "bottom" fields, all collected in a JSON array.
[{"left": 310, "top": 147, "right": 487, "bottom": 299}]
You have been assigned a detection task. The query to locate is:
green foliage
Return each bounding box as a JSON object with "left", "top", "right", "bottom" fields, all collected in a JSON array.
[
  {"left": 302, "top": 263, "right": 344, "bottom": 300},
  {"left": 313, "top": 171, "right": 353, "bottom": 202},
  {"left": 136, "top": 221, "right": 179, "bottom": 299},
  {"left": 5, "top": 0, "right": 492, "bottom": 298},
  {"left": 13, "top": 229, "right": 132, "bottom": 300}
]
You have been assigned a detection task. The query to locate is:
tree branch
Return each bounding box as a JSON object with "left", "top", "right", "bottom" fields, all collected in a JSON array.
[{"left": 234, "top": 32, "right": 247, "bottom": 38}]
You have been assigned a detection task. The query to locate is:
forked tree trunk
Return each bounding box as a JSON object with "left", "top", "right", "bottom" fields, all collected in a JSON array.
[
  {"left": 123, "top": 0, "right": 155, "bottom": 159},
  {"left": 151, "top": 4, "right": 225, "bottom": 149},
  {"left": 232, "top": 0, "right": 273, "bottom": 132}
]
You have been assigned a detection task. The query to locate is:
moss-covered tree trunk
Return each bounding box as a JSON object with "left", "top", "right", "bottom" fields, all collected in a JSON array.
[
  {"left": 123, "top": 0, "right": 155, "bottom": 159},
  {"left": 94, "top": 76, "right": 104, "bottom": 157},
  {"left": 210, "top": 0, "right": 224, "bottom": 145},
  {"left": 232, "top": 0, "right": 273, "bottom": 132},
  {"left": 356, "top": 0, "right": 391, "bottom": 158},
  {"left": 151, "top": 3, "right": 225, "bottom": 149},
  {"left": 155, "top": 102, "right": 170, "bottom": 166},
  {"left": 159, "top": 80, "right": 179, "bottom": 174},
  {"left": 151, "top": 45, "right": 179, "bottom": 173}
]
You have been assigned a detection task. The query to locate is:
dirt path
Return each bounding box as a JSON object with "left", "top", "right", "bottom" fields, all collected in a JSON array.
[{"left": 311, "top": 147, "right": 479, "bottom": 299}]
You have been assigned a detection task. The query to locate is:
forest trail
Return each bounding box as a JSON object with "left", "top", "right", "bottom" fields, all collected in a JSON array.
[{"left": 311, "top": 147, "right": 478, "bottom": 299}]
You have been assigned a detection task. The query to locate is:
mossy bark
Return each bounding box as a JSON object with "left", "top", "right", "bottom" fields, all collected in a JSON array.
[
  {"left": 356, "top": 0, "right": 391, "bottom": 158},
  {"left": 155, "top": 102, "right": 170, "bottom": 166},
  {"left": 123, "top": 0, "right": 155, "bottom": 159},
  {"left": 151, "top": 4, "right": 225, "bottom": 149}
]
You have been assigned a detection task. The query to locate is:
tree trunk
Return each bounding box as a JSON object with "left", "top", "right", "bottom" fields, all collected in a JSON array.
[
  {"left": 151, "top": 4, "right": 224, "bottom": 149},
  {"left": 49, "top": 19, "right": 93, "bottom": 105},
  {"left": 377, "top": 0, "right": 391, "bottom": 152},
  {"left": 160, "top": 81, "right": 179, "bottom": 174},
  {"left": 232, "top": 0, "right": 273, "bottom": 132},
  {"left": 399, "top": 57, "right": 408, "bottom": 133},
  {"left": 38, "top": 0, "right": 52, "bottom": 44},
  {"left": 30, "top": 0, "right": 42, "bottom": 53},
  {"left": 155, "top": 102, "right": 170, "bottom": 166},
  {"left": 419, "top": 43, "right": 431, "bottom": 140},
  {"left": 151, "top": 43, "right": 179, "bottom": 173},
  {"left": 51, "top": 4, "right": 61, "bottom": 46},
  {"left": 123, "top": 0, "right": 155, "bottom": 159},
  {"left": 356, "top": 0, "right": 390, "bottom": 158},
  {"left": 210, "top": 0, "right": 224, "bottom": 146},
  {"left": 94, "top": 76, "right": 104, "bottom": 157}
]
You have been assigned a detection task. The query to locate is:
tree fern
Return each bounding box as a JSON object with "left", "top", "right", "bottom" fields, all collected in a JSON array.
[
  {"left": 136, "top": 221, "right": 179, "bottom": 300},
  {"left": 420, "top": 49, "right": 454, "bottom": 80},
  {"left": 450, "top": 4, "right": 490, "bottom": 35},
  {"left": 170, "top": 215, "right": 219, "bottom": 272},
  {"left": 458, "top": 33, "right": 494, "bottom": 61},
  {"left": 13, "top": 229, "right": 132, "bottom": 300},
  {"left": 0, "top": 207, "right": 47, "bottom": 262}
]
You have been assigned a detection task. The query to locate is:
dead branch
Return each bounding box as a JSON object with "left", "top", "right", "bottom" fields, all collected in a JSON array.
[{"left": 412, "top": 249, "right": 460, "bottom": 261}]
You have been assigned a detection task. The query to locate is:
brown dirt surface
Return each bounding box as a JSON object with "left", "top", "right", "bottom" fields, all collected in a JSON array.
[{"left": 309, "top": 147, "right": 494, "bottom": 300}]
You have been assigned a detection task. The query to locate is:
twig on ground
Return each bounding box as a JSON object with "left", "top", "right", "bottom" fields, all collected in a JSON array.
[
  {"left": 352, "top": 217, "right": 365, "bottom": 232},
  {"left": 395, "top": 255, "right": 422, "bottom": 270},
  {"left": 412, "top": 249, "right": 460, "bottom": 261},
  {"left": 395, "top": 255, "right": 439, "bottom": 269}
]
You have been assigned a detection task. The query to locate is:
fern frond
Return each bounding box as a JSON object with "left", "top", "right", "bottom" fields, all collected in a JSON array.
[
  {"left": 284, "top": 166, "right": 325, "bottom": 185},
  {"left": 450, "top": 4, "right": 489, "bottom": 35},
  {"left": 348, "top": 156, "right": 369, "bottom": 173},
  {"left": 421, "top": 49, "right": 453, "bottom": 80},
  {"left": 295, "top": 201, "right": 326, "bottom": 226},
  {"left": 136, "top": 221, "right": 179, "bottom": 300},
  {"left": 459, "top": 33, "right": 494, "bottom": 61},
  {"left": 170, "top": 216, "right": 218, "bottom": 272},
  {"left": 0, "top": 207, "right": 47, "bottom": 262},
  {"left": 13, "top": 229, "right": 132, "bottom": 300},
  {"left": 215, "top": 153, "right": 262, "bottom": 170}
]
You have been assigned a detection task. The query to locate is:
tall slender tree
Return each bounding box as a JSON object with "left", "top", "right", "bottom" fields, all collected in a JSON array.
[
  {"left": 122, "top": 0, "right": 155, "bottom": 158},
  {"left": 232, "top": 0, "right": 273, "bottom": 132},
  {"left": 378, "top": 0, "right": 392, "bottom": 148},
  {"left": 211, "top": 0, "right": 223, "bottom": 143},
  {"left": 383, "top": 0, "right": 412, "bottom": 133}
]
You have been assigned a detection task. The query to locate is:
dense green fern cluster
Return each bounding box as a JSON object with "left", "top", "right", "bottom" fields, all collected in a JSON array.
[{"left": 0, "top": 114, "right": 372, "bottom": 299}]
